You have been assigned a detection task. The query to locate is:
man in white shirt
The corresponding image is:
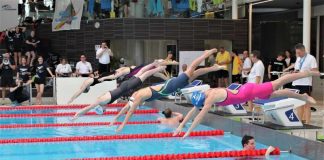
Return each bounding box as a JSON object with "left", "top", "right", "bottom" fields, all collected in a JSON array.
[
  {"left": 76, "top": 55, "right": 93, "bottom": 77},
  {"left": 292, "top": 43, "right": 318, "bottom": 124},
  {"left": 242, "top": 50, "right": 252, "bottom": 83},
  {"left": 247, "top": 50, "right": 265, "bottom": 110},
  {"left": 96, "top": 41, "right": 113, "bottom": 74}
]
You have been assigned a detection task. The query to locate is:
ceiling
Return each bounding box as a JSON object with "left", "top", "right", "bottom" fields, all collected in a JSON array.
[{"left": 254, "top": 0, "right": 324, "bottom": 9}]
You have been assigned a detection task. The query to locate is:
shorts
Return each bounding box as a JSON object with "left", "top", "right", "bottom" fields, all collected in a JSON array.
[
  {"left": 26, "top": 45, "right": 37, "bottom": 52},
  {"left": 34, "top": 77, "right": 46, "bottom": 85},
  {"left": 13, "top": 45, "right": 22, "bottom": 52},
  {"left": 232, "top": 74, "right": 241, "bottom": 83},
  {"left": 0, "top": 76, "right": 14, "bottom": 87},
  {"left": 292, "top": 85, "right": 312, "bottom": 95},
  {"left": 216, "top": 70, "right": 229, "bottom": 78}
]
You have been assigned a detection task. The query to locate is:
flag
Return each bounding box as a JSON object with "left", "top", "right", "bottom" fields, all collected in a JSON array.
[
  {"left": 52, "top": 0, "right": 84, "bottom": 32},
  {"left": 0, "top": 0, "right": 19, "bottom": 31}
]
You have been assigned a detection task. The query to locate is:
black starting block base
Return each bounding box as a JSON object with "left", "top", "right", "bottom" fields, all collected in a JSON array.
[
  {"left": 208, "top": 110, "right": 252, "bottom": 116},
  {"left": 252, "top": 122, "right": 322, "bottom": 130}
]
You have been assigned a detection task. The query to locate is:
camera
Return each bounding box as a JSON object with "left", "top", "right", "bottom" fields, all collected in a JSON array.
[{"left": 2, "top": 58, "right": 9, "bottom": 65}]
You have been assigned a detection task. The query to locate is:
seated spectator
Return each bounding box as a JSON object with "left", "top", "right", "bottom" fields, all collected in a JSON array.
[
  {"left": 268, "top": 54, "right": 287, "bottom": 81},
  {"left": 25, "top": 30, "right": 40, "bottom": 66},
  {"left": 76, "top": 55, "right": 93, "bottom": 77},
  {"left": 55, "top": 58, "right": 72, "bottom": 77},
  {"left": 0, "top": 52, "right": 16, "bottom": 104},
  {"left": 9, "top": 80, "right": 33, "bottom": 107}
]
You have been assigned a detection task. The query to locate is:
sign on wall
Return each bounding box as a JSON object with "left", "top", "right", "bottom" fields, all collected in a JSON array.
[
  {"left": 52, "top": 0, "right": 84, "bottom": 32},
  {"left": 0, "top": 0, "right": 18, "bottom": 31}
]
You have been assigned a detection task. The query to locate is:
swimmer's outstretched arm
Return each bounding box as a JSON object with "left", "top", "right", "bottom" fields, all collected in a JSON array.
[
  {"left": 108, "top": 103, "right": 130, "bottom": 127},
  {"left": 173, "top": 107, "right": 198, "bottom": 136},
  {"left": 67, "top": 78, "right": 94, "bottom": 104},
  {"left": 182, "top": 102, "right": 213, "bottom": 138}
]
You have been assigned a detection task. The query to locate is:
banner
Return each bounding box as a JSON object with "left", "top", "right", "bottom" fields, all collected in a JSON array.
[
  {"left": 0, "top": 0, "right": 19, "bottom": 31},
  {"left": 52, "top": 0, "right": 84, "bottom": 32}
]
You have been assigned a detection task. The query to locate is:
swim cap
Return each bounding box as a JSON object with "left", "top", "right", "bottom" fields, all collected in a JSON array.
[
  {"left": 191, "top": 91, "right": 205, "bottom": 107},
  {"left": 94, "top": 106, "right": 104, "bottom": 115}
]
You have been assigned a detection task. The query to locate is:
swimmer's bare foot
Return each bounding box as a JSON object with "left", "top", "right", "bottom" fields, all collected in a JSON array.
[
  {"left": 212, "top": 64, "right": 226, "bottom": 71},
  {"left": 303, "top": 93, "right": 316, "bottom": 104},
  {"left": 204, "top": 48, "right": 217, "bottom": 57}
]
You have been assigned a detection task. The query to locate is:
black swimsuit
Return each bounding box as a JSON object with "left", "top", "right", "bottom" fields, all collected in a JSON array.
[{"left": 109, "top": 77, "right": 143, "bottom": 103}]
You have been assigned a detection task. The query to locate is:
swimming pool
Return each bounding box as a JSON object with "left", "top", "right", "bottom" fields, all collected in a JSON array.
[{"left": 0, "top": 105, "right": 307, "bottom": 160}]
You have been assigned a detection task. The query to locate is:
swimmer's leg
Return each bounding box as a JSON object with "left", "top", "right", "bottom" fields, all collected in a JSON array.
[
  {"left": 134, "top": 62, "right": 157, "bottom": 77},
  {"left": 153, "top": 72, "right": 170, "bottom": 81},
  {"left": 68, "top": 78, "right": 94, "bottom": 104},
  {"left": 72, "top": 92, "right": 112, "bottom": 121},
  {"left": 185, "top": 49, "right": 218, "bottom": 77},
  {"left": 270, "top": 89, "right": 316, "bottom": 104},
  {"left": 271, "top": 71, "right": 320, "bottom": 90},
  {"left": 138, "top": 66, "right": 167, "bottom": 82},
  {"left": 189, "top": 64, "right": 225, "bottom": 82}
]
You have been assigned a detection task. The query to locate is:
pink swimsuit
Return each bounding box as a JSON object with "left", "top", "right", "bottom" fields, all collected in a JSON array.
[{"left": 217, "top": 82, "right": 274, "bottom": 106}]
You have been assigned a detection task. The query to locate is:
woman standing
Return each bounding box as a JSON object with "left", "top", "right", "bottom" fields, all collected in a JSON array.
[
  {"left": 231, "top": 49, "right": 242, "bottom": 83},
  {"left": 33, "top": 56, "right": 55, "bottom": 105},
  {"left": 55, "top": 58, "right": 72, "bottom": 77}
]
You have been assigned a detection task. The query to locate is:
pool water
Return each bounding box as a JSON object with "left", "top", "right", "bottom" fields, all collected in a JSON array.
[{"left": 0, "top": 106, "right": 307, "bottom": 160}]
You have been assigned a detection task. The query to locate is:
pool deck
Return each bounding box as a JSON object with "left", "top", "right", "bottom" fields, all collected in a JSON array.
[{"left": 147, "top": 100, "right": 324, "bottom": 160}]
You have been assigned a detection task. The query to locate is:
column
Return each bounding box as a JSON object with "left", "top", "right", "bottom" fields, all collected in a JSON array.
[
  {"left": 303, "top": 0, "right": 311, "bottom": 52},
  {"left": 232, "top": 0, "right": 238, "bottom": 19}
]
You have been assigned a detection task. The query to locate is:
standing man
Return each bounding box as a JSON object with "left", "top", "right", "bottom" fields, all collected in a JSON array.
[
  {"left": 96, "top": 41, "right": 113, "bottom": 74},
  {"left": 292, "top": 43, "right": 318, "bottom": 124},
  {"left": 215, "top": 47, "right": 231, "bottom": 87},
  {"left": 247, "top": 50, "right": 265, "bottom": 111},
  {"left": 0, "top": 53, "right": 16, "bottom": 103},
  {"left": 76, "top": 55, "right": 93, "bottom": 77},
  {"left": 241, "top": 50, "right": 252, "bottom": 84}
]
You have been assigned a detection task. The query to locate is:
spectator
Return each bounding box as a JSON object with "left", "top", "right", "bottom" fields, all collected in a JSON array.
[
  {"left": 215, "top": 47, "right": 231, "bottom": 87},
  {"left": 55, "top": 58, "right": 72, "bottom": 77},
  {"left": 34, "top": 56, "right": 55, "bottom": 105},
  {"left": 96, "top": 41, "right": 113, "bottom": 74},
  {"left": 267, "top": 54, "right": 287, "bottom": 81},
  {"left": 17, "top": 56, "right": 31, "bottom": 83},
  {"left": 165, "top": 51, "right": 174, "bottom": 76},
  {"left": 178, "top": 64, "right": 187, "bottom": 76},
  {"left": 247, "top": 50, "right": 265, "bottom": 111},
  {"left": 5, "top": 29, "right": 15, "bottom": 55},
  {"left": 76, "top": 55, "right": 93, "bottom": 77},
  {"left": 292, "top": 43, "right": 318, "bottom": 124},
  {"left": 241, "top": 50, "right": 252, "bottom": 84},
  {"left": 231, "top": 49, "right": 242, "bottom": 83},
  {"left": 25, "top": 30, "right": 40, "bottom": 66},
  {"left": 0, "top": 53, "right": 16, "bottom": 103},
  {"left": 12, "top": 26, "right": 26, "bottom": 65},
  {"left": 283, "top": 50, "right": 296, "bottom": 88},
  {"left": 8, "top": 80, "right": 33, "bottom": 106}
]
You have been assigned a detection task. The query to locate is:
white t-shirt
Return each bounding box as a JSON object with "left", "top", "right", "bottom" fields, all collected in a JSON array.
[
  {"left": 76, "top": 61, "right": 92, "bottom": 74},
  {"left": 242, "top": 57, "right": 252, "bottom": 78},
  {"left": 248, "top": 60, "right": 265, "bottom": 83},
  {"left": 96, "top": 48, "right": 113, "bottom": 64},
  {"left": 292, "top": 54, "right": 317, "bottom": 86},
  {"left": 55, "top": 64, "right": 72, "bottom": 74}
]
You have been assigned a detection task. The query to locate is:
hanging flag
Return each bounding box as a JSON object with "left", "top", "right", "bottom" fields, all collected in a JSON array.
[
  {"left": 0, "top": 0, "right": 19, "bottom": 31},
  {"left": 52, "top": 0, "right": 84, "bottom": 32}
]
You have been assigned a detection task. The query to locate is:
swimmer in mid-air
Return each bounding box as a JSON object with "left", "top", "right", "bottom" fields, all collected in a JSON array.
[
  {"left": 71, "top": 61, "right": 167, "bottom": 121},
  {"left": 113, "top": 49, "right": 226, "bottom": 132},
  {"left": 173, "top": 53, "right": 322, "bottom": 138},
  {"left": 67, "top": 60, "right": 176, "bottom": 104},
  {"left": 157, "top": 108, "right": 183, "bottom": 128}
]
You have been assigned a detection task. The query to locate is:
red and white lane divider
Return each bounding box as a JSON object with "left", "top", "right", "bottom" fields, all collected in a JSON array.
[
  {"left": 0, "top": 130, "right": 224, "bottom": 144},
  {"left": 0, "top": 103, "right": 126, "bottom": 111},
  {"left": 72, "top": 148, "right": 281, "bottom": 160},
  {"left": 0, "top": 109, "right": 159, "bottom": 118},
  {"left": 0, "top": 121, "right": 161, "bottom": 129}
]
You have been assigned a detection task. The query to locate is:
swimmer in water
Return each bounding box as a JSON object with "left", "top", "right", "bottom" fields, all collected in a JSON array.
[
  {"left": 173, "top": 60, "right": 321, "bottom": 138},
  {"left": 113, "top": 49, "right": 226, "bottom": 132},
  {"left": 242, "top": 135, "right": 276, "bottom": 157},
  {"left": 157, "top": 108, "right": 183, "bottom": 128}
]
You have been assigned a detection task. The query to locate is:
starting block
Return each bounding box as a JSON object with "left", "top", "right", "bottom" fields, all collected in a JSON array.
[{"left": 253, "top": 89, "right": 305, "bottom": 127}]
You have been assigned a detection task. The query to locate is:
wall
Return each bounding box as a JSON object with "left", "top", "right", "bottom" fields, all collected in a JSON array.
[{"left": 37, "top": 18, "right": 248, "bottom": 62}]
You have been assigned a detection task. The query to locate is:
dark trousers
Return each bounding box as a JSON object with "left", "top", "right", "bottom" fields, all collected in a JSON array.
[{"left": 98, "top": 63, "right": 110, "bottom": 75}]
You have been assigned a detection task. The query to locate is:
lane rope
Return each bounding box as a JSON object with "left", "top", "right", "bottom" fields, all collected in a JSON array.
[
  {"left": 71, "top": 148, "right": 281, "bottom": 160},
  {"left": 0, "top": 103, "right": 126, "bottom": 111},
  {"left": 0, "top": 109, "right": 159, "bottom": 118},
  {"left": 0, "top": 121, "right": 160, "bottom": 129},
  {"left": 0, "top": 130, "right": 224, "bottom": 144}
]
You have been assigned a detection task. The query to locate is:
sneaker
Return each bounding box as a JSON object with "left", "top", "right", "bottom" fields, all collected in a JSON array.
[
  {"left": 94, "top": 106, "right": 104, "bottom": 115},
  {"left": 320, "top": 74, "right": 324, "bottom": 79}
]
